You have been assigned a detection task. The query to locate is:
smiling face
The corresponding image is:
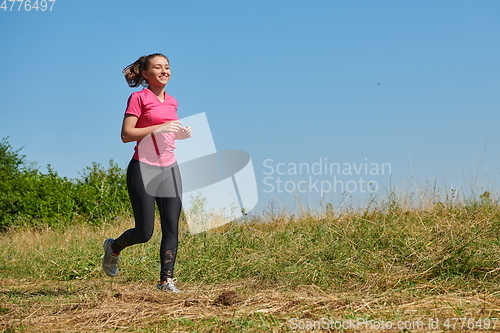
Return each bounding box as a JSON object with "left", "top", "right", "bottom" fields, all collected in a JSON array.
[{"left": 142, "top": 56, "right": 170, "bottom": 87}]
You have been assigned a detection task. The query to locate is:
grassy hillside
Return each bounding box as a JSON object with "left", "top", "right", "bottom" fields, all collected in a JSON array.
[{"left": 2, "top": 199, "right": 500, "bottom": 332}]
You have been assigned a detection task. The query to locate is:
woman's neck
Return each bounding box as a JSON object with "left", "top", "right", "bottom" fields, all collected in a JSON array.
[{"left": 147, "top": 85, "right": 165, "bottom": 98}]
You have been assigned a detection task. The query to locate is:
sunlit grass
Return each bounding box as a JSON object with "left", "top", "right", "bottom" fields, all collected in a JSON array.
[
  {"left": 2, "top": 192, "right": 500, "bottom": 332},
  {"left": 2, "top": 194, "right": 500, "bottom": 289}
]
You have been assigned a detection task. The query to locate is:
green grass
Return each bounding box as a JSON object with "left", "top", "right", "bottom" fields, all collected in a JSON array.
[
  {"left": 2, "top": 197, "right": 500, "bottom": 332},
  {"left": 5, "top": 199, "right": 499, "bottom": 291}
]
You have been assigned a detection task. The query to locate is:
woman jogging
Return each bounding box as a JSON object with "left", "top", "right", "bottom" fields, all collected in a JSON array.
[{"left": 102, "top": 53, "right": 191, "bottom": 292}]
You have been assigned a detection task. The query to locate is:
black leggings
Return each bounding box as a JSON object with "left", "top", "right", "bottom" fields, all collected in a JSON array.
[{"left": 112, "top": 158, "right": 182, "bottom": 281}]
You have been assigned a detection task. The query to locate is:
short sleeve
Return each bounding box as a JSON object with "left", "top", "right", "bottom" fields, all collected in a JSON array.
[{"left": 125, "top": 92, "right": 142, "bottom": 117}]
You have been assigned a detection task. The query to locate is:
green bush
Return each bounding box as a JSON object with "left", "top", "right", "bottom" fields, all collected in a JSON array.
[
  {"left": 0, "top": 137, "right": 28, "bottom": 226},
  {"left": 74, "top": 161, "right": 129, "bottom": 225},
  {"left": 0, "top": 138, "right": 130, "bottom": 228}
]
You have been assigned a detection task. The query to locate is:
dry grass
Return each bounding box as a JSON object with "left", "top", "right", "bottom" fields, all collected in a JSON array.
[{"left": 2, "top": 278, "right": 500, "bottom": 332}]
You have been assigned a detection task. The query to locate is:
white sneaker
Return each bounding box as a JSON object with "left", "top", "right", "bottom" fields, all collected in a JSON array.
[
  {"left": 157, "top": 278, "right": 181, "bottom": 292},
  {"left": 102, "top": 238, "right": 119, "bottom": 277}
]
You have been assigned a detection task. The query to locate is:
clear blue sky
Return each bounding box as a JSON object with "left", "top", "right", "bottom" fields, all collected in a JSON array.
[{"left": 1, "top": 0, "right": 499, "bottom": 213}]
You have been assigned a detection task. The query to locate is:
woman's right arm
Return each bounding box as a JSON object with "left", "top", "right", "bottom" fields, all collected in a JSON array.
[{"left": 121, "top": 115, "right": 181, "bottom": 143}]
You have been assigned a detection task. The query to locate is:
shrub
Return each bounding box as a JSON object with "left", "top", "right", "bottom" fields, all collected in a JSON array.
[{"left": 0, "top": 138, "right": 130, "bottom": 228}]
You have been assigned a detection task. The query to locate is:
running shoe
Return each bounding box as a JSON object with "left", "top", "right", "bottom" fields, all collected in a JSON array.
[
  {"left": 157, "top": 278, "right": 181, "bottom": 292},
  {"left": 102, "top": 238, "right": 119, "bottom": 277}
]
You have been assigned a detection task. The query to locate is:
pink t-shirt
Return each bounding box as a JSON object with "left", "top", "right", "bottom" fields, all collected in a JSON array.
[{"left": 125, "top": 88, "right": 179, "bottom": 167}]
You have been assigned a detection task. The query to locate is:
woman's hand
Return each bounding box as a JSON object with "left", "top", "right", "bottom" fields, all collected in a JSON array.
[
  {"left": 154, "top": 120, "right": 182, "bottom": 134},
  {"left": 175, "top": 126, "right": 192, "bottom": 140},
  {"left": 121, "top": 116, "right": 184, "bottom": 143}
]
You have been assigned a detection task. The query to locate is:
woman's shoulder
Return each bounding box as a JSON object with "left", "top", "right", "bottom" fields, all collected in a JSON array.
[
  {"left": 129, "top": 88, "right": 149, "bottom": 98},
  {"left": 126, "top": 89, "right": 150, "bottom": 106},
  {"left": 125, "top": 89, "right": 149, "bottom": 114}
]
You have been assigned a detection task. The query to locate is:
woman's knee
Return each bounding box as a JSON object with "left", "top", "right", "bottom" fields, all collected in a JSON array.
[{"left": 135, "top": 229, "right": 154, "bottom": 243}]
